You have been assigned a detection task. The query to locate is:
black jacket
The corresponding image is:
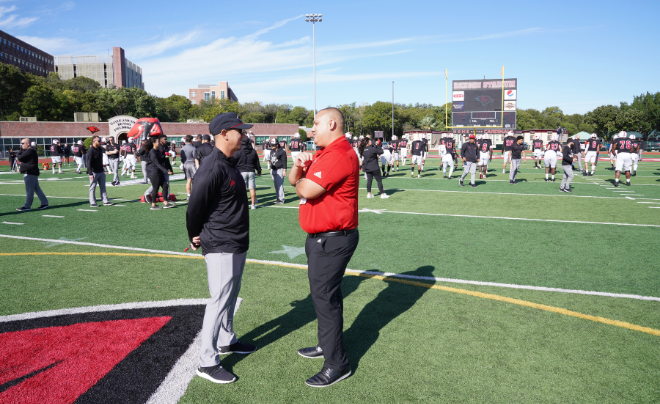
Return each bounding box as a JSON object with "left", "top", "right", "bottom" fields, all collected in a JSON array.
[
  {"left": 186, "top": 148, "right": 249, "bottom": 254},
  {"left": 562, "top": 145, "right": 574, "bottom": 166},
  {"left": 147, "top": 148, "right": 170, "bottom": 176},
  {"left": 196, "top": 143, "right": 214, "bottom": 164},
  {"left": 86, "top": 146, "right": 105, "bottom": 174},
  {"left": 17, "top": 147, "right": 40, "bottom": 176},
  {"left": 269, "top": 148, "right": 287, "bottom": 170},
  {"left": 461, "top": 142, "right": 479, "bottom": 163},
  {"left": 361, "top": 145, "right": 383, "bottom": 172},
  {"left": 235, "top": 141, "right": 262, "bottom": 174}
]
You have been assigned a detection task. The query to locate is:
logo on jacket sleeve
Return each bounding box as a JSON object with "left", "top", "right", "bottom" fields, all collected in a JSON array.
[
  {"left": 314, "top": 172, "right": 322, "bottom": 179},
  {"left": 230, "top": 180, "right": 235, "bottom": 187}
]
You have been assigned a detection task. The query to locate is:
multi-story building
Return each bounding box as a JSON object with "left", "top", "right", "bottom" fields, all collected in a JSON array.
[
  {"left": 55, "top": 47, "right": 144, "bottom": 90},
  {"left": 0, "top": 30, "right": 55, "bottom": 77},
  {"left": 188, "top": 81, "right": 238, "bottom": 105}
]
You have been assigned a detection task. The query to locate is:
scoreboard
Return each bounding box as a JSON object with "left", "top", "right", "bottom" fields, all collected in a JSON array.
[{"left": 451, "top": 78, "right": 517, "bottom": 134}]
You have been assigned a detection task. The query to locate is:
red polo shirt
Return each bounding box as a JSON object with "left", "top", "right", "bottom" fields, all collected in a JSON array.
[{"left": 299, "top": 136, "right": 359, "bottom": 234}]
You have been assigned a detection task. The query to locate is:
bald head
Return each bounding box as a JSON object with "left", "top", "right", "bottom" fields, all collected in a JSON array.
[{"left": 311, "top": 108, "right": 346, "bottom": 148}]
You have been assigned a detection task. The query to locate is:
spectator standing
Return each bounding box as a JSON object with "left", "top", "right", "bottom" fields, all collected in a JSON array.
[
  {"left": 195, "top": 135, "right": 214, "bottom": 169},
  {"left": 63, "top": 143, "right": 72, "bottom": 166},
  {"left": 180, "top": 135, "right": 198, "bottom": 200},
  {"left": 560, "top": 139, "right": 577, "bottom": 193},
  {"left": 16, "top": 138, "right": 49, "bottom": 211},
  {"left": 236, "top": 136, "right": 262, "bottom": 209},
  {"left": 269, "top": 138, "right": 287, "bottom": 204},
  {"left": 106, "top": 137, "right": 121, "bottom": 186},
  {"left": 9, "top": 148, "right": 17, "bottom": 172},
  {"left": 72, "top": 140, "right": 86, "bottom": 174},
  {"left": 146, "top": 138, "right": 175, "bottom": 210},
  {"left": 359, "top": 137, "right": 389, "bottom": 198},
  {"left": 186, "top": 112, "right": 256, "bottom": 384},
  {"left": 86, "top": 135, "right": 114, "bottom": 207},
  {"left": 459, "top": 134, "right": 479, "bottom": 188}
]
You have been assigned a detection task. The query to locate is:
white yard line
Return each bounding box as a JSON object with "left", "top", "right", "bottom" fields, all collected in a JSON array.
[
  {"left": 42, "top": 215, "right": 65, "bottom": 218},
  {"left": 77, "top": 209, "right": 98, "bottom": 212},
  {"left": 2, "top": 222, "right": 24, "bottom": 225},
  {"left": 0, "top": 233, "right": 658, "bottom": 302}
]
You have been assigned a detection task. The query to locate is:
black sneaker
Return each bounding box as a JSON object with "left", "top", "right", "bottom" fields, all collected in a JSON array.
[
  {"left": 552, "top": 179, "right": 556, "bottom": 182},
  {"left": 16, "top": 206, "right": 31, "bottom": 212},
  {"left": 298, "top": 346, "right": 324, "bottom": 359},
  {"left": 559, "top": 187, "right": 565, "bottom": 192},
  {"left": 218, "top": 341, "right": 257, "bottom": 355},
  {"left": 163, "top": 203, "right": 176, "bottom": 209},
  {"left": 196, "top": 364, "right": 236, "bottom": 384},
  {"left": 103, "top": 202, "right": 114, "bottom": 206},
  {"left": 305, "top": 367, "right": 352, "bottom": 388},
  {"left": 90, "top": 203, "right": 99, "bottom": 207},
  {"left": 443, "top": 175, "right": 447, "bottom": 179},
  {"left": 459, "top": 179, "right": 464, "bottom": 187},
  {"left": 150, "top": 205, "right": 162, "bottom": 210},
  {"left": 588, "top": 173, "right": 593, "bottom": 176},
  {"left": 471, "top": 184, "right": 477, "bottom": 188},
  {"left": 625, "top": 181, "right": 631, "bottom": 186},
  {"left": 37, "top": 205, "right": 49, "bottom": 210},
  {"left": 614, "top": 182, "right": 619, "bottom": 187},
  {"left": 545, "top": 178, "right": 549, "bottom": 182},
  {"left": 565, "top": 188, "right": 573, "bottom": 193}
]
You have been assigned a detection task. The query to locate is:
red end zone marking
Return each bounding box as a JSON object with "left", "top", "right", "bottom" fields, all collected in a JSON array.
[{"left": 0, "top": 316, "right": 171, "bottom": 404}]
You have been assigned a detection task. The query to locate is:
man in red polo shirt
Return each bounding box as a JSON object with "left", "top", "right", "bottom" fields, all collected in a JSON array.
[{"left": 288, "top": 107, "right": 359, "bottom": 388}]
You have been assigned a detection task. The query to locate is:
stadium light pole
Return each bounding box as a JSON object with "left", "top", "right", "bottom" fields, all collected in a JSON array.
[
  {"left": 392, "top": 81, "right": 394, "bottom": 140},
  {"left": 305, "top": 14, "right": 322, "bottom": 118}
]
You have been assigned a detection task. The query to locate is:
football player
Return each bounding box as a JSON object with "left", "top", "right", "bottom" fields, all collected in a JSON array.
[
  {"left": 410, "top": 135, "right": 424, "bottom": 178},
  {"left": 608, "top": 134, "right": 618, "bottom": 170},
  {"left": 121, "top": 138, "right": 138, "bottom": 178},
  {"left": 630, "top": 134, "right": 640, "bottom": 176},
  {"left": 612, "top": 131, "right": 633, "bottom": 187},
  {"left": 290, "top": 133, "right": 303, "bottom": 163},
  {"left": 502, "top": 131, "right": 516, "bottom": 173},
  {"left": 438, "top": 138, "right": 454, "bottom": 179},
  {"left": 531, "top": 134, "right": 544, "bottom": 169},
  {"left": 544, "top": 134, "right": 561, "bottom": 182},
  {"left": 420, "top": 136, "right": 429, "bottom": 171},
  {"left": 72, "top": 140, "right": 86, "bottom": 174},
  {"left": 390, "top": 135, "right": 400, "bottom": 171},
  {"left": 50, "top": 139, "right": 63, "bottom": 174},
  {"left": 399, "top": 136, "right": 409, "bottom": 166},
  {"left": 584, "top": 133, "right": 601, "bottom": 176},
  {"left": 477, "top": 134, "right": 493, "bottom": 179}
]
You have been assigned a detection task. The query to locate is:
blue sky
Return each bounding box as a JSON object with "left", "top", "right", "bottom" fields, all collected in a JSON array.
[{"left": 2, "top": 0, "right": 659, "bottom": 114}]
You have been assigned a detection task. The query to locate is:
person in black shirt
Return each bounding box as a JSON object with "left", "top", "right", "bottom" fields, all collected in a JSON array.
[
  {"left": 509, "top": 136, "right": 527, "bottom": 184},
  {"left": 236, "top": 136, "right": 262, "bottom": 209},
  {"left": 584, "top": 134, "right": 601, "bottom": 176},
  {"left": 502, "top": 131, "right": 516, "bottom": 174},
  {"left": 399, "top": 137, "right": 408, "bottom": 166},
  {"left": 613, "top": 131, "right": 633, "bottom": 186},
  {"left": 138, "top": 139, "right": 151, "bottom": 184},
  {"left": 145, "top": 138, "right": 174, "bottom": 210},
  {"left": 63, "top": 143, "right": 71, "bottom": 166},
  {"left": 50, "top": 140, "right": 63, "bottom": 174},
  {"left": 195, "top": 135, "right": 214, "bottom": 169},
  {"left": 72, "top": 140, "right": 86, "bottom": 174},
  {"left": 410, "top": 136, "right": 425, "bottom": 178},
  {"left": 531, "top": 135, "right": 544, "bottom": 169},
  {"left": 144, "top": 135, "right": 174, "bottom": 203},
  {"left": 86, "top": 135, "right": 113, "bottom": 207},
  {"left": 269, "top": 138, "right": 287, "bottom": 203},
  {"left": 105, "top": 137, "right": 121, "bottom": 186},
  {"left": 16, "top": 138, "right": 49, "bottom": 211},
  {"left": 459, "top": 134, "right": 478, "bottom": 188},
  {"left": 359, "top": 138, "right": 389, "bottom": 198},
  {"left": 560, "top": 140, "right": 577, "bottom": 193},
  {"left": 9, "top": 148, "right": 17, "bottom": 172},
  {"left": 186, "top": 112, "right": 255, "bottom": 385},
  {"left": 630, "top": 134, "right": 641, "bottom": 176}
]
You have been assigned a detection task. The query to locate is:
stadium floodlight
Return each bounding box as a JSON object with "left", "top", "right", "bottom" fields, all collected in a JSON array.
[{"left": 306, "top": 13, "right": 322, "bottom": 117}]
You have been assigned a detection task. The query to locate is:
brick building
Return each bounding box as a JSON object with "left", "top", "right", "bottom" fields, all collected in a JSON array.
[
  {"left": 0, "top": 29, "right": 55, "bottom": 77},
  {"left": 188, "top": 82, "right": 238, "bottom": 105},
  {"left": 0, "top": 119, "right": 298, "bottom": 157},
  {"left": 55, "top": 47, "right": 144, "bottom": 90}
]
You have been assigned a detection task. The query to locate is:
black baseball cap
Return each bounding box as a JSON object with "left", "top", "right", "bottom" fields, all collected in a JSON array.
[
  {"left": 202, "top": 134, "right": 211, "bottom": 141},
  {"left": 209, "top": 112, "right": 253, "bottom": 135}
]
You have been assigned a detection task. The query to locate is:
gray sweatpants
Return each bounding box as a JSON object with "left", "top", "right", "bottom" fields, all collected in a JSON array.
[
  {"left": 199, "top": 251, "right": 246, "bottom": 367},
  {"left": 89, "top": 171, "right": 109, "bottom": 204},
  {"left": 575, "top": 153, "right": 583, "bottom": 172},
  {"left": 561, "top": 165, "right": 574, "bottom": 189},
  {"left": 108, "top": 158, "right": 119, "bottom": 184},
  {"left": 460, "top": 162, "right": 477, "bottom": 184},
  {"left": 509, "top": 159, "right": 521, "bottom": 181},
  {"left": 272, "top": 168, "right": 285, "bottom": 202},
  {"left": 141, "top": 160, "right": 150, "bottom": 184},
  {"left": 22, "top": 174, "right": 48, "bottom": 208}
]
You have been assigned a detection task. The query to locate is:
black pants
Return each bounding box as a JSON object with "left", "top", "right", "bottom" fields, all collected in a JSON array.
[
  {"left": 305, "top": 231, "right": 359, "bottom": 370},
  {"left": 365, "top": 170, "right": 384, "bottom": 194},
  {"left": 148, "top": 172, "right": 168, "bottom": 203}
]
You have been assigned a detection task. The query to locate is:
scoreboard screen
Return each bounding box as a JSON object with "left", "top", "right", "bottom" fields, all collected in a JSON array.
[{"left": 452, "top": 78, "right": 517, "bottom": 134}]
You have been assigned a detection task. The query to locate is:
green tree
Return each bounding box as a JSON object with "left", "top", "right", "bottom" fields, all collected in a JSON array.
[
  {"left": 362, "top": 101, "right": 401, "bottom": 139},
  {"left": 541, "top": 106, "right": 564, "bottom": 129},
  {"left": 586, "top": 105, "right": 620, "bottom": 139},
  {"left": 63, "top": 76, "right": 101, "bottom": 93},
  {"left": 631, "top": 92, "right": 660, "bottom": 135},
  {"left": 0, "top": 62, "right": 34, "bottom": 119},
  {"left": 298, "top": 128, "right": 308, "bottom": 142}
]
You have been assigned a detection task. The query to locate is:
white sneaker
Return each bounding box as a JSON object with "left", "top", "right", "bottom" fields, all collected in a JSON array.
[
  {"left": 367, "top": 194, "right": 374, "bottom": 198},
  {"left": 411, "top": 172, "right": 414, "bottom": 177},
  {"left": 502, "top": 169, "right": 506, "bottom": 174},
  {"left": 417, "top": 174, "right": 421, "bottom": 178},
  {"left": 251, "top": 204, "right": 256, "bottom": 209},
  {"left": 380, "top": 193, "right": 390, "bottom": 199}
]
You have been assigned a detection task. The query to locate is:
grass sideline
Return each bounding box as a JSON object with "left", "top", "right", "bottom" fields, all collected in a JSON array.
[{"left": 1, "top": 159, "right": 659, "bottom": 403}]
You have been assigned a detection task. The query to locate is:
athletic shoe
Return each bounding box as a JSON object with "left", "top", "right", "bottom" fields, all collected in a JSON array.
[
  {"left": 417, "top": 174, "right": 421, "bottom": 178},
  {"left": 103, "top": 202, "right": 114, "bottom": 206},
  {"left": 196, "top": 364, "right": 236, "bottom": 384},
  {"left": 163, "top": 203, "right": 176, "bottom": 208},
  {"left": 511, "top": 181, "right": 517, "bottom": 185},
  {"left": 411, "top": 172, "right": 414, "bottom": 177},
  {"left": 633, "top": 172, "right": 637, "bottom": 176},
  {"left": 366, "top": 194, "right": 374, "bottom": 198},
  {"left": 588, "top": 173, "right": 594, "bottom": 176},
  {"left": 380, "top": 193, "right": 390, "bottom": 199},
  {"left": 559, "top": 187, "right": 566, "bottom": 192},
  {"left": 545, "top": 179, "right": 549, "bottom": 182},
  {"left": 150, "top": 205, "right": 162, "bottom": 210},
  {"left": 502, "top": 169, "right": 506, "bottom": 174},
  {"left": 582, "top": 172, "right": 587, "bottom": 176},
  {"left": 16, "top": 206, "right": 31, "bottom": 212},
  {"left": 298, "top": 346, "right": 324, "bottom": 359},
  {"left": 90, "top": 203, "right": 99, "bottom": 207},
  {"left": 251, "top": 204, "right": 257, "bottom": 209},
  {"left": 305, "top": 367, "right": 352, "bottom": 388},
  {"left": 625, "top": 182, "right": 631, "bottom": 186},
  {"left": 443, "top": 175, "right": 447, "bottom": 179},
  {"left": 37, "top": 205, "right": 49, "bottom": 210},
  {"left": 565, "top": 188, "right": 573, "bottom": 193},
  {"left": 274, "top": 201, "right": 284, "bottom": 204},
  {"left": 471, "top": 184, "right": 477, "bottom": 188},
  {"left": 218, "top": 341, "right": 257, "bottom": 355},
  {"left": 459, "top": 179, "right": 464, "bottom": 187},
  {"left": 552, "top": 179, "right": 556, "bottom": 182},
  {"left": 614, "top": 182, "right": 619, "bottom": 187}
]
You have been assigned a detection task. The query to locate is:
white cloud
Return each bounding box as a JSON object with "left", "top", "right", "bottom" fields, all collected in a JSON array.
[
  {"left": 0, "top": 5, "right": 37, "bottom": 28},
  {"left": 17, "top": 36, "right": 79, "bottom": 54},
  {"left": 127, "top": 31, "right": 199, "bottom": 58}
]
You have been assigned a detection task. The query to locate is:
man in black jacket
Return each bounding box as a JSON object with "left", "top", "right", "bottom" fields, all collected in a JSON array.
[
  {"left": 16, "top": 138, "right": 49, "bottom": 211},
  {"left": 459, "top": 134, "right": 479, "bottom": 188},
  {"left": 195, "top": 135, "right": 214, "bottom": 169},
  {"left": 86, "top": 135, "right": 113, "bottom": 207},
  {"left": 186, "top": 112, "right": 256, "bottom": 385},
  {"left": 236, "top": 136, "right": 262, "bottom": 209},
  {"left": 560, "top": 139, "right": 577, "bottom": 193},
  {"left": 269, "top": 138, "right": 287, "bottom": 204}
]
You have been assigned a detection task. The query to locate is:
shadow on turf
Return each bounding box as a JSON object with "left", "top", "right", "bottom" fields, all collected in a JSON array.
[
  {"left": 0, "top": 200, "right": 92, "bottom": 218},
  {"left": 221, "top": 265, "right": 433, "bottom": 375}
]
